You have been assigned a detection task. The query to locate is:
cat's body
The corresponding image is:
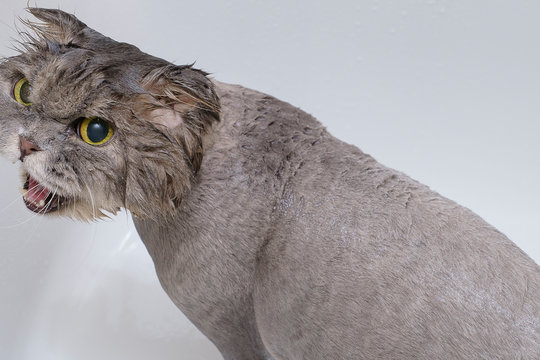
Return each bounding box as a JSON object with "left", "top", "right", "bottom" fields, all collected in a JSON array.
[
  {"left": 1, "top": 9, "right": 539, "bottom": 360},
  {"left": 136, "top": 81, "right": 540, "bottom": 359}
]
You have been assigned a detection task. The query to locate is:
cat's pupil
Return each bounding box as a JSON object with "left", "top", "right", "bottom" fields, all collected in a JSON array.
[
  {"left": 19, "top": 81, "right": 31, "bottom": 104},
  {"left": 87, "top": 119, "right": 109, "bottom": 143}
]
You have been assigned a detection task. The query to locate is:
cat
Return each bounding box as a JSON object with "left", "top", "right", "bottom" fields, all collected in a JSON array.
[{"left": 0, "top": 8, "right": 539, "bottom": 360}]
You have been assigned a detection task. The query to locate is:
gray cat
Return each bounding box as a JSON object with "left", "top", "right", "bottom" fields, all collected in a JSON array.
[{"left": 1, "top": 8, "right": 539, "bottom": 359}]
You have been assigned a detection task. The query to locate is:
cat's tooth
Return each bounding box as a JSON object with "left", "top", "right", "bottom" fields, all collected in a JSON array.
[
  {"left": 39, "top": 200, "right": 46, "bottom": 207},
  {"left": 19, "top": 188, "right": 28, "bottom": 196}
]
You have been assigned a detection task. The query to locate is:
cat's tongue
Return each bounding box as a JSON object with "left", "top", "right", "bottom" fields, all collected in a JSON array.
[{"left": 26, "top": 176, "right": 51, "bottom": 206}]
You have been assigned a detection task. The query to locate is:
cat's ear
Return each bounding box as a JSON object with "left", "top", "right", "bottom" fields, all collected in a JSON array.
[
  {"left": 135, "top": 65, "right": 220, "bottom": 130},
  {"left": 124, "top": 65, "right": 220, "bottom": 216},
  {"left": 25, "top": 8, "right": 87, "bottom": 45},
  {"left": 136, "top": 71, "right": 195, "bottom": 129}
]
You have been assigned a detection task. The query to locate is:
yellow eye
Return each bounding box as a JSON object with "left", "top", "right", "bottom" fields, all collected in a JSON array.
[
  {"left": 78, "top": 117, "right": 114, "bottom": 146},
  {"left": 14, "top": 77, "right": 32, "bottom": 106}
]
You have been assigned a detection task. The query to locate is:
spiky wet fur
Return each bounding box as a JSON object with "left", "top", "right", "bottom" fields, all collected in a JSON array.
[{"left": 0, "top": 8, "right": 219, "bottom": 221}]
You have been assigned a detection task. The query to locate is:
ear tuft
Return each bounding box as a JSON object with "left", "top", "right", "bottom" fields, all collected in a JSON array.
[{"left": 22, "top": 7, "right": 86, "bottom": 45}]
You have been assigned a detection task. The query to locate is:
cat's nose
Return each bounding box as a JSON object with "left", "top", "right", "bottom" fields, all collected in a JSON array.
[{"left": 19, "top": 136, "right": 41, "bottom": 162}]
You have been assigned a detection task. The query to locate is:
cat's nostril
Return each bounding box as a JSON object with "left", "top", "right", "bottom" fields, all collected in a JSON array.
[{"left": 19, "top": 136, "right": 42, "bottom": 162}]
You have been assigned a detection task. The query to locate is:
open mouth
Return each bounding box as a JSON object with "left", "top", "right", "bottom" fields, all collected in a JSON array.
[{"left": 21, "top": 175, "right": 64, "bottom": 214}]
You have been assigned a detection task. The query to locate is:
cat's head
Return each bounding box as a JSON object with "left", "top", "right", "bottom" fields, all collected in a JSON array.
[{"left": 0, "top": 8, "right": 220, "bottom": 220}]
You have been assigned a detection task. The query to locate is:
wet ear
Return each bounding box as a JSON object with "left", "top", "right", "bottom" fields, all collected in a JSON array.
[
  {"left": 126, "top": 65, "right": 220, "bottom": 216},
  {"left": 25, "top": 8, "right": 87, "bottom": 45},
  {"left": 135, "top": 65, "right": 220, "bottom": 130},
  {"left": 146, "top": 104, "right": 185, "bottom": 129},
  {"left": 136, "top": 72, "right": 196, "bottom": 129}
]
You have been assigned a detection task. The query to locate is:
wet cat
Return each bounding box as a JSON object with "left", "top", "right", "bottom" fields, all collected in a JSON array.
[{"left": 0, "top": 8, "right": 538, "bottom": 360}]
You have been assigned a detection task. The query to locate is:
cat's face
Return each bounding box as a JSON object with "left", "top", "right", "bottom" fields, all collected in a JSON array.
[{"left": 0, "top": 8, "right": 220, "bottom": 220}]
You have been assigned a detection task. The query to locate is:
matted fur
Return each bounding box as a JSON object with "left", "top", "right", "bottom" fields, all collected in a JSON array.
[
  {"left": 1, "top": 7, "right": 220, "bottom": 220},
  {"left": 0, "top": 8, "right": 539, "bottom": 360}
]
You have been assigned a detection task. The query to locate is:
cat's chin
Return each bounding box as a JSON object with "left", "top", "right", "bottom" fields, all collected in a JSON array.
[{"left": 21, "top": 174, "right": 64, "bottom": 214}]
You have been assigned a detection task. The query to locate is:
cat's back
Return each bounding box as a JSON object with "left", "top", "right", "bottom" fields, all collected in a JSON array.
[{"left": 212, "top": 81, "right": 540, "bottom": 359}]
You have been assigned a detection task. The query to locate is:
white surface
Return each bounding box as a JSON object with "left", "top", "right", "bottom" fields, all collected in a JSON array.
[{"left": 0, "top": 1, "right": 539, "bottom": 359}]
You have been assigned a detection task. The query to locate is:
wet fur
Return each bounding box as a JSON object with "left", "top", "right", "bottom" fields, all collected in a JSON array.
[
  {"left": 1, "top": 8, "right": 539, "bottom": 359},
  {"left": 0, "top": 8, "right": 219, "bottom": 219}
]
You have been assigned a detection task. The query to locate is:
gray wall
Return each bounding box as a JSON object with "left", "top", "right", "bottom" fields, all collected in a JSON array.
[{"left": 0, "top": 1, "right": 538, "bottom": 359}]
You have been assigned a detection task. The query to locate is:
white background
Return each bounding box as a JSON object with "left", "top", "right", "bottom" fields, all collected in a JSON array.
[{"left": 0, "top": 1, "right": 538, "bottom": 359}]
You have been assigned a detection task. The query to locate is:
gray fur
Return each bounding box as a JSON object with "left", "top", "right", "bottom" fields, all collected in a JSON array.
[{"left": 1, "top": 8, "right": 539, "bottom": 359}]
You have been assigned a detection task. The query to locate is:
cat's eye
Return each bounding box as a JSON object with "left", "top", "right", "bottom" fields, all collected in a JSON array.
[
  {"left": 77, "top": 117, "right": 114, "bottom": 146},
  {"left": 14, "top": 77, "right": 32, "bottom": 106}
]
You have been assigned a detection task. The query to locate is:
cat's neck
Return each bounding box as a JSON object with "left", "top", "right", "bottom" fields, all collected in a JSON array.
[
  {"left": 133, "top": 79, "right": 329, "bottom": 266},
  {"left": 133, "top": 80, "right": 286, "bottom": 274},
  {"left": 131, "top": 82, "right": 289, "bottom": 355}
]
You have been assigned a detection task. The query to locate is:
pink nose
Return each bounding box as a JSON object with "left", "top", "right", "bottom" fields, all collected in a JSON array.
[{"left": 19, "top": 136, "right": 41, "bottom": 162}]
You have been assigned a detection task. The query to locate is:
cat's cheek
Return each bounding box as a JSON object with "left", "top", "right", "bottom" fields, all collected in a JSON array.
[
  {"left": 0, "top": 132, "right": 23, "bottom": 164},
  {"left": 0, "top": 113, "right": 21, "bottom": 161},
  {"left": 100, "top": 145, "right": 120, "bottom": 166}
]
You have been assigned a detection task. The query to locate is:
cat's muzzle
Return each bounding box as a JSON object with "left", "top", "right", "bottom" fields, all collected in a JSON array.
[{"left": 20, "top": 174, "right": 64, "bottom": 214}]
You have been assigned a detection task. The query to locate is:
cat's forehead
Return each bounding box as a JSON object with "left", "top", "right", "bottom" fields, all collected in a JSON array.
[
  {"left": 2, "top": 43, "right": 153, "bottom": 123},
  {"left": 0, "top": 7, "right": 168, "bottom": 122},
  {"left": 2, "top": 52, "right": 107, "bottom": 121},
  {"left": 1, "top": 8, "right": 216, "bottom": 130},
  {"left": 12, "top": 40, "right": 143, "bottom": 84}
]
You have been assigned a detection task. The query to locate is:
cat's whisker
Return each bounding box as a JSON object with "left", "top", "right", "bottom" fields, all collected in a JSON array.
[
  {"left": 82, "top": 179, "right": 97, "bottom": 220},
  {"left": 0, "top": 205, "right": 46, "bottom": 229},
  {"left": 32, "top": 183, "right": 52, "bottom": 207},
  {"left": 0, "top": 192, "right": 29, "bottom": 214},
  {"left": 66, "top": 195, "right": 76, "bottom": 218},
  {"left": 71, "top": 197, "right": 77, "bottom": 218},
  {"left": 40, "top": 185, "right": 58, "bottom": 215},
  {"left": 0, "top": 174, "right": 54, "bottom": 214},
  {"left": 0, "top": 185, "right": 60, "bottom": 229},
  {"left": 28, "top": 186, "right": 59, "bottom": 236},
  {"left": 0, "top": 20, "right": 18, "bottom": 50}
]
